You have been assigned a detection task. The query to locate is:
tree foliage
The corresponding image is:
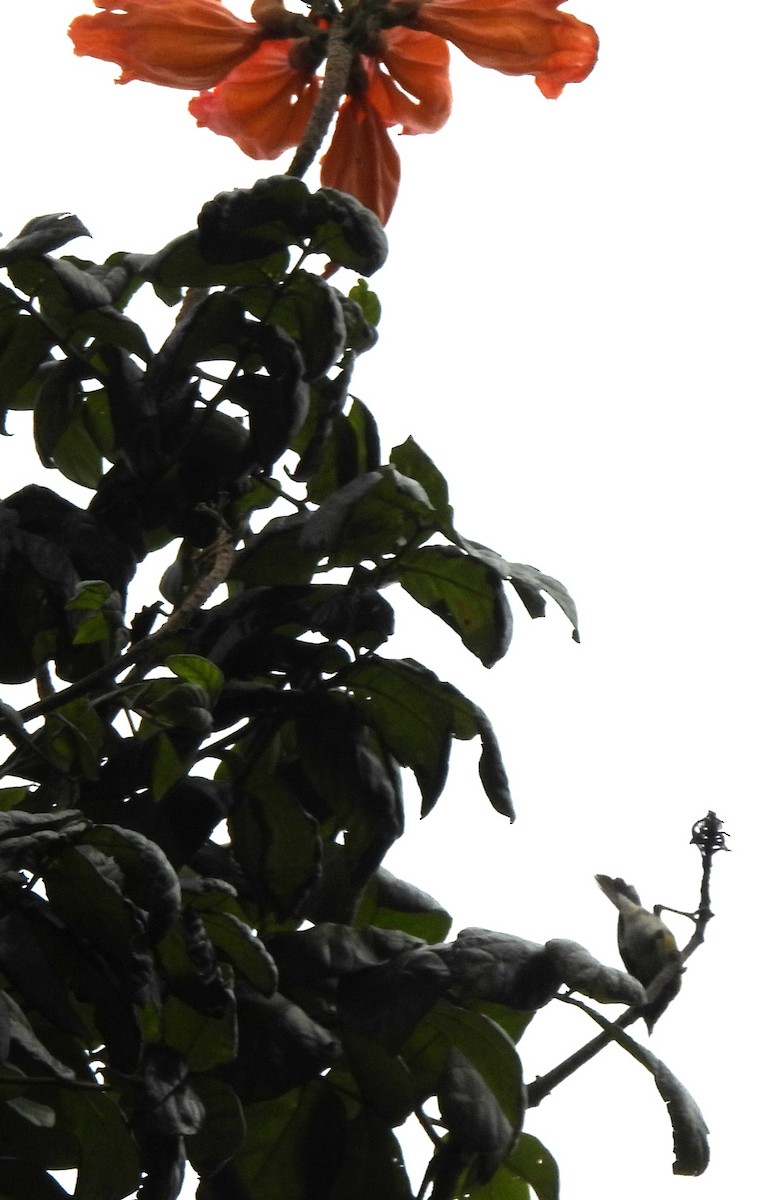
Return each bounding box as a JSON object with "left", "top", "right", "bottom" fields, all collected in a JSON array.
[{"left": 0, "top": 178, "right": 712, "bottom": 1200}]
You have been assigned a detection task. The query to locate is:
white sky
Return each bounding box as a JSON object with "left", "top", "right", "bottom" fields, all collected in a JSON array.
[{"left": 3, "top": 2, "right": 763, "bottom": 1198}]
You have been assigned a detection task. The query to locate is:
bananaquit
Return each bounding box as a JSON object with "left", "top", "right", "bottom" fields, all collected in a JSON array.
[{"left": 595, "top": 874, "right": 682, "bottom": 1032}]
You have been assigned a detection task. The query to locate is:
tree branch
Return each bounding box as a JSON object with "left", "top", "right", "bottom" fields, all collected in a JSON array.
[{"left": 526, "top": 812, "right": 728, "bottom": 1108}]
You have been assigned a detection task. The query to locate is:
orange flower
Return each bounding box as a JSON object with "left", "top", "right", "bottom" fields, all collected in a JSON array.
[
  {"left": 319, "top": 30, "right": 450, "bottom": 223},
  {"left": 189, "top": 40, "right": 321, "bottom": 159},
  {"left": 403, "top": 0, "right": 598, "bottom": 99},
  {"left": 322, "top": 95, "right": 402, "bottom": 227},
  {"left": 69, "top": 0, "right": 261, "bottom": 89},
  {"left": 70, "top": 0, "right": 597, "bottom": 222},
  {"left": 190, "top": 25, "right": 451, "bottom": 222}
]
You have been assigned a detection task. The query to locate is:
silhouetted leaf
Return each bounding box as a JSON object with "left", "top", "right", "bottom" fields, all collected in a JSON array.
[
  {"left": 325, "top": 1113, "right": 414, "bottom": 1199},
  {"left": 501, "top": 1132, "right": 560, "bottom": 1200},
  {"left": 348, "top": 279, "right": 382, "bottom": 327},
  {"left": 390, "top": 437, "right": 452, "bottom": 521},
  {"left": 163, "top": 982, "right": 237, "bottom": 1072},
  {"left": 0, "top": 1161, "right": 73, "bottom": 1200},
  {"left": 186, "top": 1077, "right": 246, "bottom": 1179},
  {"left": 438, "top": 1048, "right": 515, "bottom": 1184},
  {"left": 343, "top": 657, "right": 512, "bottom": 819},
  {"left": 299, "top": 466, "right": 435, "bottom": 566},
  {"left": 442, "top": 930, "right": 561, "bottom": 1011},
  {"left": 58, "top": 1087, "right": 141, "bottom": 1200},
  {"left": 0, "top": 289, "right": 54, "bottom": 413},
  {"left": 198, "top": 178, "right": 314, "bottom": 263},
  {"left": 228, "top": 747, "right": 321, "bottom": 920},
  {"left": 86, "top": 825, "right": 181, "bottom": 943},
  {"left": 396, "top": 545, "right": 512, "bottom": 666},
  {"left": 355, "top": 868, "right": 452, "bottom": 944},
  {"left": 403, "top": 1000, "right": 525, "bottom": 1171},
  {"left": 308, "top": 189, "right": 388, "bottom": 275},
  {"left": 243, "top": 269, "right": 346, "bottom": 381},
  {"left": 0, "top": 213, "right": 90, "bottom": 265},
  {"left": 544, "top": 939, "right": 646, "bottom": 1006},
  {"left": 201, "top": 911, "right": 277, "bottom": 993}
]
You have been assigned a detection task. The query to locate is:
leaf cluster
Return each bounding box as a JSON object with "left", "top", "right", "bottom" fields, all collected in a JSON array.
[{"left": 0, "top": 181, "right": 704, "bottom": 1200}]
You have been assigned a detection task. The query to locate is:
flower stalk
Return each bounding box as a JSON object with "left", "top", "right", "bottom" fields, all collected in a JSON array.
[{"left": 287, "top": 12, "right": 353, "bottom": 179}]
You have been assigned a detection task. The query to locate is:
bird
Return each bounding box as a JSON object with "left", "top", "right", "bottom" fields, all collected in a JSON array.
[{"left": 595, "top": 874, "right": 682, "bottom": 1032}]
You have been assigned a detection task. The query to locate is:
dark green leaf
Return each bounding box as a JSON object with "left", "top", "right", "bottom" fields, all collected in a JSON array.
[
  {"left": 244, "top": 269, "right": 346, "bottom": 382},
  {"left": 42, "top": 699, "right": 104, "bottom": 780},
  {"left": 340, "top": 945, "right": 452, "bottom": 1045},
  {"left": 225, "top": 326, "right": 309, "bottom": 472},
  {"left": 228, "top": 745, "right": 321, "bottom": 920},
  {"left": 198, "top": 178, "right": 314, "bottom": 263},
  {"left": 438, "top": 1048, "right": 515, "bottom": 1182},
  {"left": 457, "top": 547, "right": 580, "bottom": 643},
  {"left": 402, "top": 1001, "right": 525, "bottom": 1149},
  {"left": 335, "top": 1033, "right": 418, "bottom": 1128},
  {"left": 0, "top": 213, "right": 90, "bottom": 265},
  {"left": 198, "top": 1081, "right": 345, "bottom": 1199},
  {"left": 2, "top": 991, "right": 76, "bottom": 1080},
  {"left": 342, "top": 657, "right": 452, "bottom": 814},
  {"left": 86, "top": 825, "right": 181, "bottom": 943},
  {"left": 42, "top": 844, "right": 143, "bottom": 964},
  {"left": 139, "top": 1045, "right": 205, "bottom": 1137},
  {"left": 163, "top": 984, "right": 237, "bottom": 1073},
  {"left": 230, "top": 993, "right": 339, "bottom": 1102},
  {"left": 186, "top": 1077, "right": 246, "bottom": 1179},
  {"left": 0, "top": 809, "right": 89, "bottom": 873},
  {"left": 390, "top": 437, "right": 452, "bottom": 522},
  {"left": 443, "top": 929, "right": 561, "bottom": 1011},
  {"left": 501, "top": 1133, "right": 560, "bottom": 1200},
  {"left": 355, "top": 868, "right": 452, "bottom": 944},
  {"left": 544, "top": 939, "right": 646, "bottom": 1006},
  {"left": 0, "top": 293, "right": 54, "bottom": 411},
  {"left": 33, "top": 363, "right": 104, "bottom": 488},
  {"left": 132, "top": 231, "right": 289, "bottom": 293},
  {"left": 656, "top": 1061, "right": 710, "bottom": 1177},
  {"left": 66, "top": 581, "right": 124, "bottom": 647},
  {"left": 396, "top": 545, "right": 512, "bottom": 667},
  {"left": 308, "top": 189, "right": 388, "bottom": 275},
  {"left": 165, "top": 654, "right": 224, "bottom": 698},
  {"left": 58, "top": 1087, "right": 141, "bottom": 1200},
  {"left": 302, "top": 392, "right": 382, "bottom": 503},
  {"left": 0, "top": 1161, "right": 73, "bottom": 1200},
  {"left": 343, "top": 658, "right": 511, "bottom": 819},
  {"left": 326, "top": 1114, "right": 414, "bottom": 1200},
  {"left": 266, "top": 923, "right": 422, "bottom": 986},
  {"left": 201, "top": 911, "right": 278, "bottom": 993},
  {"left": 299, "top": 467, "right": 436, "bottom": 567},
  {"left": 0, "top": 909, "right": 89, "bottom": 1039},
  {"left": 68, "top": 307, "right": 152, "bottom": 361},
  {"left": 348, "top": 278, "right": 382, "bottom": 327},
  {"left": 230, "top": 512, "right": 323, "bottom": 587}
]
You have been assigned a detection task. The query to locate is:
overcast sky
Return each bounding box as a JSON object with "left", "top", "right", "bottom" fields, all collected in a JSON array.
[{"left": 3, "top": 2, "right": 763, "bottom": 1197}]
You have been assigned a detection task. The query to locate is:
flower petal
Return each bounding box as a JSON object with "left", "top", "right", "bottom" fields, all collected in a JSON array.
[
  {"left": 69, "top": 0, "right": 261, "bottom": 89},
  {"left": 377, "top": 26, "right": 452, "bottom": 134},
  {"left": 321, "top": 96, "right": 401, "bottom": 226},
  {"left": 190, "top": 40, "right": 320, "bottom": 159},
  {"left": 408, "top": 0, "right": 598, "bottom": 99}
]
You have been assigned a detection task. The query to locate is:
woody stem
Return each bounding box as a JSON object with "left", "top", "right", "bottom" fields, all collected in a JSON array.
[{"left": 287, "top": 17, "right": 354, "bottom": 179}]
